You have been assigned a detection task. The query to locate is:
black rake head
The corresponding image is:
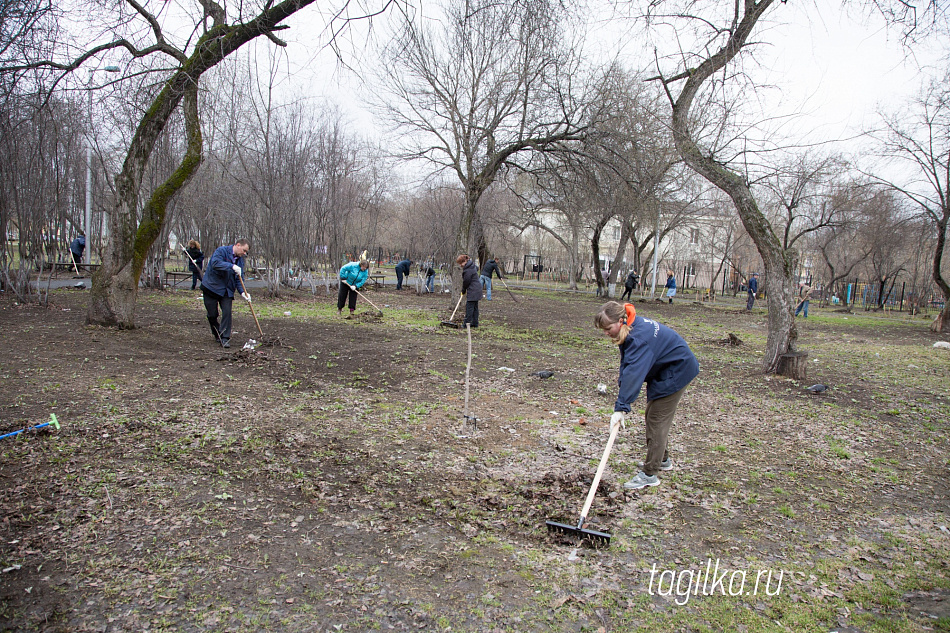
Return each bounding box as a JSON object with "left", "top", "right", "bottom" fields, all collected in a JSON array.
[{"left": 545, "top": 520, "right": 612, "bottom": 547}]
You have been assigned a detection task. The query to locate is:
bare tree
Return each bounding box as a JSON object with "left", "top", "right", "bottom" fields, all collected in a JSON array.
[
  {"left": 4, "top": 0, "right": 404, "bottom": 328},
  {"left": 870, "top": 76, "right": 950, "bottom": 331},
  {"left": 377, "top": 0, "right": 592, "bottom": 288},
  {"left": 642, "top": 0, "right": 946, "bottom": 373}
]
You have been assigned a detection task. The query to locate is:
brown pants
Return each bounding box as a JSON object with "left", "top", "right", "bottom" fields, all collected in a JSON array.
[{"left": 642, "top": 386, "right": 687, "bottom": 476}]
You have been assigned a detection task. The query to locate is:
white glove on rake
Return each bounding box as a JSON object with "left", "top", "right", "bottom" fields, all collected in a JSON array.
[
  {"left": 241, "top": 292, "right": 251, "bottom": 303},
  {"left": 232, "top": 264, "right": 242, "bottom": 275},
  {"left": 610, "top": 411, "right": 626, "bottom": 431}
]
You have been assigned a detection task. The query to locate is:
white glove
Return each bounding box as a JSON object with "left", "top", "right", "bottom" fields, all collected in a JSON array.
[
  {"left": 610, "top": 411, "right": 626, "bottom": 431},
  {"left": 241, "top": 292, "right": 251, "bottom": 303},
  {"left": 232, "top": 264, "right": 242, "bottom": 275}
]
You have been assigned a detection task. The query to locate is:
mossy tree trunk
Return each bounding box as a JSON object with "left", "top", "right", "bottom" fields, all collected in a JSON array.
[{"left": 87, "top": 0, "right": 320, "bottom": 328}]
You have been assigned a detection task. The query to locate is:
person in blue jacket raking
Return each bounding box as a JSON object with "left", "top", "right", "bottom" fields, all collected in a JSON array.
[
  {"left": 200, "top": 238, "right": 251, "bottom": 348},
  {"left": 594, "top": 301, "right": 699, "bottom": 490},
  {"left": 338, "top": 259, "right": 369, "bottom": 318}
]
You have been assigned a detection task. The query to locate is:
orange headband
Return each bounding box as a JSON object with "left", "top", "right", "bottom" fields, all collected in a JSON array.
[{"left": 623, "top": 302, "right": 636, "bottom": 324}]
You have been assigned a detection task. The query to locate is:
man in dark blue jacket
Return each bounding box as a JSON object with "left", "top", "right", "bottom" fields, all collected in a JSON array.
[
  {"left": 746, "top": 273, "right": 758, "bottom": 311},
  {"left": 594, "top": 301, "right": 699, "bottom": 490},
  {"left": 69, "top": 231, "right": 86, "bottom": 267},
  {"left": 200, "top": 239, "right": 250, "bottom": 348},
  {"left": 395, "top": 259, "right": 412, "bottom": 290}
]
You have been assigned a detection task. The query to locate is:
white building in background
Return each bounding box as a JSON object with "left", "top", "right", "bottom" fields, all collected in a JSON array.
[{"left": 511, "top": 205, "right": 755, "bottom": 293}]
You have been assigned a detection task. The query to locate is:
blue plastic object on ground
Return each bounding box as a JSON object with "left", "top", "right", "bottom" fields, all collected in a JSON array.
[{"left": 0, "top": 414, "right": 60, "bottom": 441}]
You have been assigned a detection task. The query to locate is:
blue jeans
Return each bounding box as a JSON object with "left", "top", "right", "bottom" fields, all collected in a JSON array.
[
  {"left": 396, "top": 270, "right": 405, "bottom": 290},
  {"left": 426, "top": 275, "right": 434, "bottom": 293},
  {"left": 480, "top": 275, "right": 492, "bottom": 300},
  {"left": 795, "top": 300, "right": 809, "bottom": 317}
]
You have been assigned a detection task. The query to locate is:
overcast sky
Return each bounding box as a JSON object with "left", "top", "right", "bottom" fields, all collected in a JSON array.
[{"left": 270, "top": 0, "right": 946, "bottom": 172}]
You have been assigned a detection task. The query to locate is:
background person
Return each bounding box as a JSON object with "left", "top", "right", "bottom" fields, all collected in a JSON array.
[
  {"left": 424, "top": 264, "right": 435, "bottom": 293},
  {"left": 200, "top": 238, "right": 250, "bottom": 348},
  {"left": 479, "top": 257, "right": 503, "bottom": 300},
  {"left": 395, "top": 258, "right": 412, "bottom": 290},
  {"left": 69, "top": 231, "right": 86, "bottom": 268},
  {"left": 186, "top": 239, "right": 204, "bottom": 291},
  {"left": 621, "top": 269, "right": 638, "bottom": 301},
  {"left": 457, "top": 254, "right": 482, "bottom": 328},
  {"left": 795, "top": 283, "right": 813, "bottom": 318},
  {"left": 338, "top": 259, "right": 369, "bottom": 318},
  {"left": 594, "top": 301, "right": 699, "bottom": 490},
  {"left": 746, "top": 272, "right": 759, "bottom": 311},
  {"left": 665, "top": 270, "right": 677, "bottom": 304}
]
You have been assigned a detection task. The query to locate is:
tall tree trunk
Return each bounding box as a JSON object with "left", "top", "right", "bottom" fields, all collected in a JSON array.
[
  {"left": 666, "top": 0, "right": 800, "bottom": 372},
  {"left": 89, "top": 82, "right": 203, "bottom": 327},
  {"left": 85, "top": 0, "right": 320, "bottom": 327},
  {"left": 591, "top": 214, "right": 610, "bottom": 294},
  {"left": 451, "top": 182, "right": 487, "bottom": 292},
  {"left": 931, "top": 217, "right": 950, "bottom": 332}
]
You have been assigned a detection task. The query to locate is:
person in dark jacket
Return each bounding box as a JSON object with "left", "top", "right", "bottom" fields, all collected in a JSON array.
[
  {"left": 479, "top": 258, "right": 503, "bottom": 300},
  {"left": 594, "top": 301, "right": 699, "bottom": 490},
  {"left": 200, "top": 239, "right": 251, "bottom": 348},
  {"left": 664, "top": 270, "right": 677, "bottom": 304},
  {"left": 185, "top": 239, "right": 204, "bottom": 290},
  {"left": 424, "top": 265, "right": 435, "bottom": 293},
  {"left": 69, "top": 231, "right": 86, "bottom": 267},
  {"left": 457, "top": 254, "right": 482, "bottom": 328},
  {"left": 746, "top": 273, "right": 759, "bottom": 311},
  {"left": 395, "top": 259, "right": 412, "bottom": 290},
  {"left": 621, "top": 270, "right": 639, "bottom": 301}
]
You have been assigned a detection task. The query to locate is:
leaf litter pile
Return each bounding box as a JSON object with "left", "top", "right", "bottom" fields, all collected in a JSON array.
[{"left": 1, "top": 288, "right": 948, "bottom": 632}]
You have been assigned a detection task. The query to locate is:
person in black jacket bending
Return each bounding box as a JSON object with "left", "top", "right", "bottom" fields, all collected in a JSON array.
[
  {"left": 621, "top": 269, "right": 639, "bottom": 301},
  {"left": 395, "top": 259, "right": 412, "bottom": 290},
  {"left": 479, "top": 258, "right": 503, "bottom": 300},
  {"left": 456, "top": 254, "right": 482, "bottom": 328}
]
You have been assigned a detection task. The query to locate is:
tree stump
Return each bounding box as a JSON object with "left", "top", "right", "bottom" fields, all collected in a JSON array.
[{"left": 777, "top": 351, "right": 808, "bottom": 380}]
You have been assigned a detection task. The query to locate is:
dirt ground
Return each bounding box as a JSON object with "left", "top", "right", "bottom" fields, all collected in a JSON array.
[{"left": 1, "top": 285, "right": 948, "bottom": 633}]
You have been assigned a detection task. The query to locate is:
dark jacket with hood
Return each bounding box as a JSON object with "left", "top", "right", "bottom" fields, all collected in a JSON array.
[
  {"left": 186, "top": 246, "right": 204, "bottom": 273},
  {"left": 625, "top": 271, "right": 639, "bottom": 288},
  {"left": 461, "top": 259, "right": 482, "bottom": 301},
  {"left": 614, "top": 314, "right": 699, "bottom": 413}
]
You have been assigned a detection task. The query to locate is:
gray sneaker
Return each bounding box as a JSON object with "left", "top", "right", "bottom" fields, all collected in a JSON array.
[
  {"left": 623, "top": 472, "right": 659, "bottom": 490},
  {"left": 638, "top": 458, "right": 673, "bottom": 471}
]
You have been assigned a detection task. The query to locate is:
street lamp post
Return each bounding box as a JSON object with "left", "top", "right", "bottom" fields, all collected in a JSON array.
[{"left": 85, "top": 65, "right": 120, "bottom": 265}]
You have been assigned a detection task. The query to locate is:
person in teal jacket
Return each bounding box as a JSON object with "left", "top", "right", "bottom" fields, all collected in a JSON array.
[{"left": 338, "top": 260, "right": 369, "bottom": 318}]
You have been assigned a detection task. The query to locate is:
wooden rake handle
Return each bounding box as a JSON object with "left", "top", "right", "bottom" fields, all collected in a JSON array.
[
  {"left": 449, "top": 293, "right": 463, "bottom": 321},
  {"left": 578, "top": 420, "right": 621, "bottom": 527},
  {"left": 350, "top": 284, "right": 383, "bottom": 314},
  {"left": 237, "top": 274, "right": 264, "bottom": 338}
]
